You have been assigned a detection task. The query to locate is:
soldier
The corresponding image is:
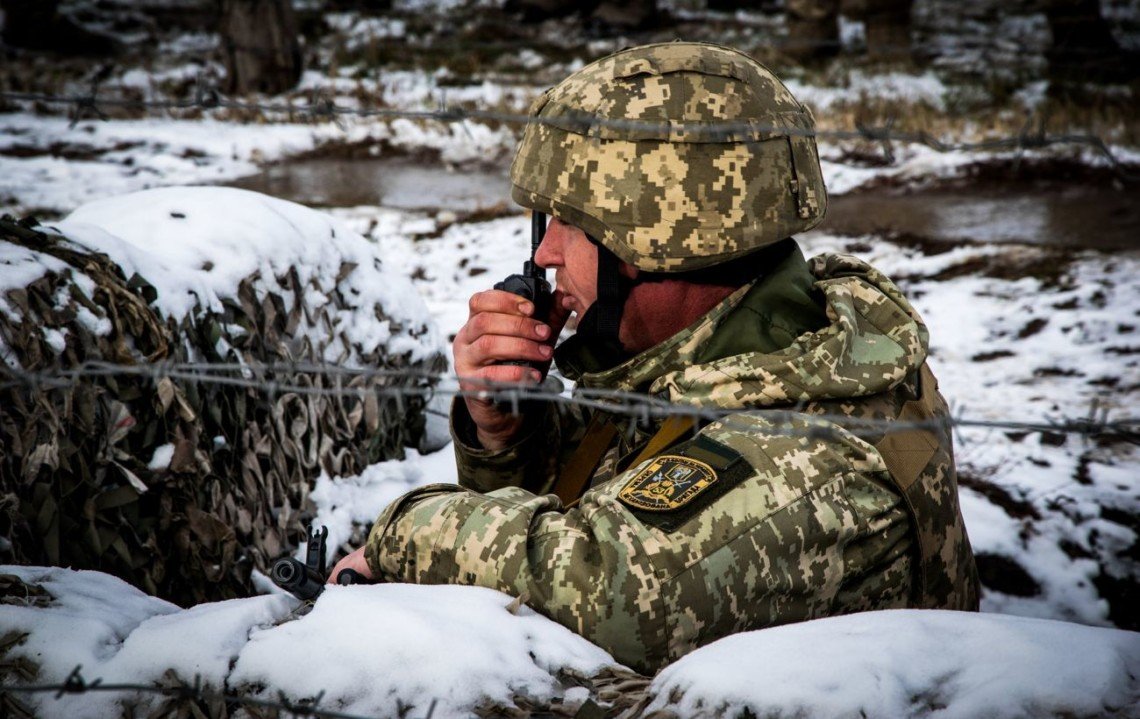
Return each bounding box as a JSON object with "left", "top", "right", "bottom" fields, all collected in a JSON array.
[{"left": 331, "top": 41, "right": 979, "bottom": 673}]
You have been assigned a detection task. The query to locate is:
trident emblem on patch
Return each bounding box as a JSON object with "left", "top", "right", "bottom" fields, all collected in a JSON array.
[{"left": 618, "top": 455, "right": 718, "bottom": 511}]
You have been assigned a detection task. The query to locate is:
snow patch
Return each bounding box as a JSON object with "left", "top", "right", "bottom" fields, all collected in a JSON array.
[
  {"left": 53, "top": 186, "right": 441, "bottom": 364},
  {"left": 644, "top": 610, "right": 1140, "bottom": 718}
]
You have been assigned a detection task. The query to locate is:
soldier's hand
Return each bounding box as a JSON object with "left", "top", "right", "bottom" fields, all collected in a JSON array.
[
  {"left": 454, "top": 289, "right": 568, "bottom": 451},
  {"left": 327, "top": 546, "right": 374, "bottom": 584}
]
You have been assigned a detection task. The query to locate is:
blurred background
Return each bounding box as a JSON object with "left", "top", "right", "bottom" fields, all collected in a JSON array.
[{"left": 1, "top": 0, "right": 1138, "bottom": 239}]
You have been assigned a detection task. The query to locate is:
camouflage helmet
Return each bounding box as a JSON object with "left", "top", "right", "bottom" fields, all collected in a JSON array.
[{"left": 510, "top": 41, "right": 827, "bottom": 273}]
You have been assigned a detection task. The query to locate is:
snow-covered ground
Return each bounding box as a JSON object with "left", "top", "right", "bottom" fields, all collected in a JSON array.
[
  {"left": 2, "top": 184, "right": 1136, "bottom": 717},
  {"left": 2, "top": 4, "right": 1138, "bottom": 716},
  {"left": 4, "top": 565, "right": 1138, "bottom": 718}
]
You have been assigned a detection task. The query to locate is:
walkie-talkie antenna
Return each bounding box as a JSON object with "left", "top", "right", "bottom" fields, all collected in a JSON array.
[{"left": 525, "top": 211, "right": 546, "bottom": 280}]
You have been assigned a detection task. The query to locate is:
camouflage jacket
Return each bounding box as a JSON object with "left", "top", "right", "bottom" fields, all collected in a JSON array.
[{"left": 365, "top": 246, "right": 979, "bottom": 673}]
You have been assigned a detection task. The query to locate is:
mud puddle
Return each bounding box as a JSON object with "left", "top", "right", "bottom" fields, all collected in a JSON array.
[
  {"left": 232, "top": 157, "right": 1139, "bottom": 251},
  {"left": 229, "top": 157, "right": 511, "bottom": 212},
  {"left": 821, "top": 179, "right": 1140, "bottom": 251}
]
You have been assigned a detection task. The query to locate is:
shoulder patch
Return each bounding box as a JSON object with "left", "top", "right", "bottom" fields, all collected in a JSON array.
[
  {"left": 617, "top": 434, "right": 752, "bottom": 532},
  {"left": 618, "top": 455, "right": 718, "bottom": 511}
]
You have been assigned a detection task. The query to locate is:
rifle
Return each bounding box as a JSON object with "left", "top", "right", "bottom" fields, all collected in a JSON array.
[{"left": 270, "top": 525, "right": 364, "bottom": 601}]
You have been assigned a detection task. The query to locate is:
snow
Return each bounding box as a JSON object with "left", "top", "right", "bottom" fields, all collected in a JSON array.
[
  {"left": 230, "top": 584, "right": 613, "bottom": 717},
  {"left": 0, "top": 114, "right": 322, "bottom": 213},
  {"left": 788, "top": 70, "right": 949, "bottom": 113},
  {"left": 49, "top": 186, "right": 441, "bottom": 363},
  {"left": 0, "top": 241, "right": 74, "bottom": 313},
  {"left": 5, "top": 566, "right": 1137, "bottom": 718},
  {"left": 0, "top": 567, "right": 180, "bottom": 677},
  {"left": 2, "top": 566, "right": 614, "bottom": 719},
  {"left": 325, "top": 13, "right": 408, "bottom": 42},
  {"left": 642, "top": 610, "right": 1140, "bottom": 718},
  {"left": 307, "top": 447, "right": 458, "bottom": 563},
  {"left": 338, "top": 213, "right": 535, "bottom": 340},
  {"left": 0, "top": 109, "right": 521, "bottom": 218},
  {"left": 796, "top": 229, "right": 1139, "bottom": 627},
  {"left": 3, "top": 156, "right": 1136, "bottom": 719},
  {"left": 147, "top": 443, "right": 175, "bottom": 470}
]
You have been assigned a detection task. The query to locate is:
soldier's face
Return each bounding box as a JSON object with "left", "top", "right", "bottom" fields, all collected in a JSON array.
[{"left": 534, "top": 217, "right": 598, "bottom": 318}]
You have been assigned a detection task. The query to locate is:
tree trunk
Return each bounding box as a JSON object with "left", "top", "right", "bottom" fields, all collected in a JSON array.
[
  {"left": 860, "top": 0, "right": 912, "bottom": 60},
  {"left": 1043, "top": 0, "right": 1131, "bottom": 85},
  {"left": 785, "top": 0, "right": 841, "bottom": 62},
  {"left": 218, "top": 0, "right": 302, "bottom": 96}
]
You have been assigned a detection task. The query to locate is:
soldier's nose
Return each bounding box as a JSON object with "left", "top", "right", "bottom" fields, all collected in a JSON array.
[{"left": 535, "top": 232, "right": 560, "bottom": 268}]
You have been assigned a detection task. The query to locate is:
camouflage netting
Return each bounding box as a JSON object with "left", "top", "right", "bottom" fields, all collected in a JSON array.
[{"left": 0, "top": 211, "right": 446, "bottom": 606}]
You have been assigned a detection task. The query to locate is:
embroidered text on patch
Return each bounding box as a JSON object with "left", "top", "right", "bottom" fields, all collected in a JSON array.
[{"left": 618, "top": 455, "right": 718, "bottom": 511}]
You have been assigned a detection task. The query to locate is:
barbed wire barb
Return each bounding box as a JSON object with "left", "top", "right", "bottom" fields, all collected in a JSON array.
[
  {"left": 56, "top": 665, "right": 96, "bottom": 698},
  {"left": 67, "top": 67, "right": 112, "bottom": 129},
  {"left": 194, "top": 73, "right": 221, "bottom": 111}
]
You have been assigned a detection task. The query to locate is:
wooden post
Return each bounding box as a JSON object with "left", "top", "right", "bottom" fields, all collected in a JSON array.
[
  {"left": 785, "top": 0, "right": 841, "bottom": 62},
  {"left": 218, "top": 0, "right": 303, "bottom": 95},
  {"left": 860, "top": 0, "right": 912, "bottom": 61}
]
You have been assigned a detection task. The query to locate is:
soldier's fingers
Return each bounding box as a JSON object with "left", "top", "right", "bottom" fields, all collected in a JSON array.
[
  {"left": 454, "top": 325, "right": 549, "bottom": 374},
  {"left": 326, "top": 547, "right": 373, "bottom": 584},
  {"left": 459, "top": 363, "right": 541, "bottom": 392},
  {"left": 472, "top": 334, "right": 552, "bottom": 365},
  {"left": 466, "top": 312, "right": 551, "bottom": 344},
  {"left": 469, "top": 290, "right": 535, "bottom": 318}
]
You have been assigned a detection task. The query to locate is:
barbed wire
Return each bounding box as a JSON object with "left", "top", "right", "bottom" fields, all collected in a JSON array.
[
  {"left": 0, "top": 664, "right": 438, "bottom": 719},
  {"left": 0, "top": 86, "right": 1133, "bottom": 177},
  {"left": 1, "top": 360, "right": 1135, "bottom": 444}
]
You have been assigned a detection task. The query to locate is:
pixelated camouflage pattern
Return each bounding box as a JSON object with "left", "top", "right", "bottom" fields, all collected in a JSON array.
[
  {"left": 510, "top": 42, "right": 827, "bottom": 272},
  {"left": 368, "top": 251, "right": 977, "bottom": 672},
  {"left": 369, "top": 414, "right": 912, "bottom": 674}
]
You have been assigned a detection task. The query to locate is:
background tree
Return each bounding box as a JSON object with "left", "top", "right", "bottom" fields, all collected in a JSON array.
[
  {"left": 852, "top": 0, "right": 913, "bottom": 60},
  {"left": 0, "top": 0, "right": 118, "bottom": 55},
  {"left": 217, "top": 0, "right": 302, "bottom": 95},
  {"left": 1042, "top": 0, "right": 1134, "bottom": 86},
  {"left": 784, "top": 0, "right": 841, "bottom": 62}
]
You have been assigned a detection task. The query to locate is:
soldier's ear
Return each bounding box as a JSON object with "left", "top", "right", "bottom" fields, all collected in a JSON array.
[{"left": 619, "top": 262, "right": 639, "bottom": 280}]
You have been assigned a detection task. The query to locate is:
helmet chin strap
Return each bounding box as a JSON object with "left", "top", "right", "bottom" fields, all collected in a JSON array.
[{"left": 572, "top": 236, "right": 632, "bottom": 360}]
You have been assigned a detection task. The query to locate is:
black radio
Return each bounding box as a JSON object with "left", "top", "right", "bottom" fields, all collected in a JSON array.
[{"left": 493, "top": 211, "right": 553, "bottom": 369}]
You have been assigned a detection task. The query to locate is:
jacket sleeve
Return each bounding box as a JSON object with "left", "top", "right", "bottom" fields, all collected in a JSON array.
[
  {"left": 450, "top": 397, "right": 586, "bottom": 495},
  {"left": 368, "top": 413, "right": 913, "bottom": 674},
  {"left": 363, "top": 480, "right": 667, "bottom": 671}
]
